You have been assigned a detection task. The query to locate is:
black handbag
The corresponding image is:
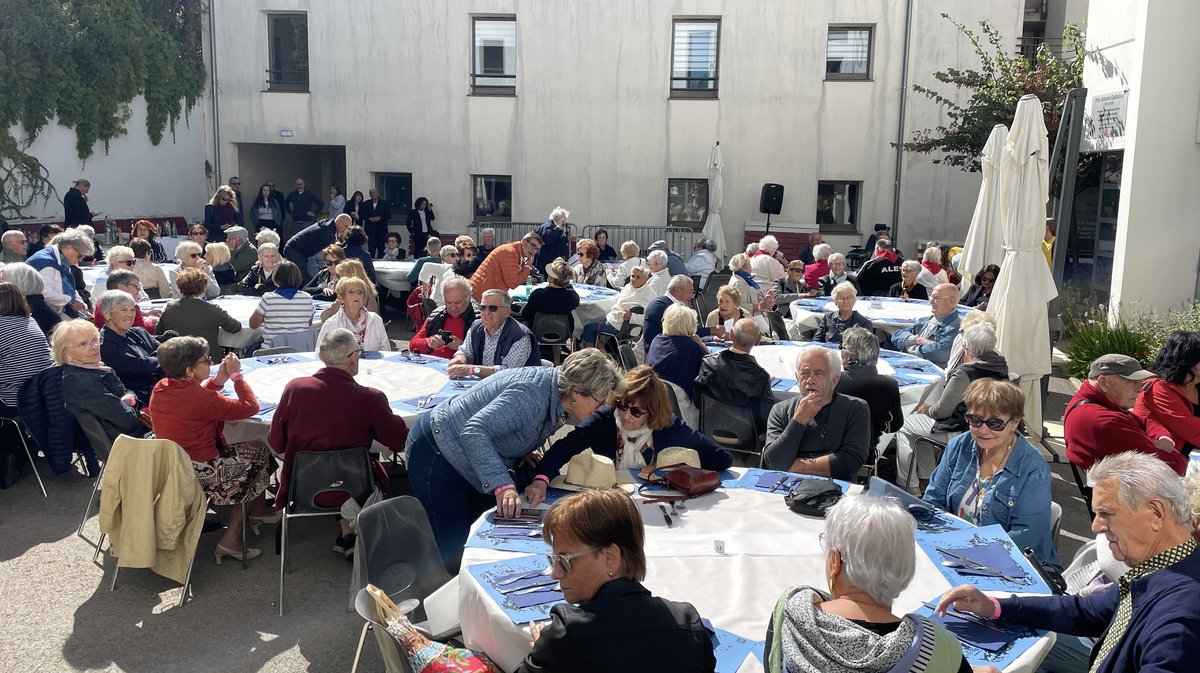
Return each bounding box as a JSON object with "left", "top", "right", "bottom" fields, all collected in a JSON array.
[{"left": 784, "top": 478, "right": 843, "bottom": 517}]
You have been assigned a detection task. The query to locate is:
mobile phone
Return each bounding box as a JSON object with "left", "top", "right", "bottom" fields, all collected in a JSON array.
[{"left": 437, "top": 329, "right": 453, "bottom": 342}]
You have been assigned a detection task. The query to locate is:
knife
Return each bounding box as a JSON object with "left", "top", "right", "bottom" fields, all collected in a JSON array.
[
  {"left": 922, "top": 601, "right": 1008, "bottom": 632},
  {"left": 935, "top": 547, "right": 1020, "bottom": 581},
  {"left": 500, "top": 579, "right": 560, "bottom": 595},
  {"left": 507, "top": 582, "right": 561, "bottom": 596},
  {"left": 496, "top": 569, "right": 546, "bottom": 586}
]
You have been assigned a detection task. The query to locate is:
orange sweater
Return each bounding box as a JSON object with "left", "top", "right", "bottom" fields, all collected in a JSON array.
[
  {"left": 148, "top": 376, "right": 259, "bottom": 462},
  {"left": 469, "top": 241, "right": 531, "bottom": 301}
]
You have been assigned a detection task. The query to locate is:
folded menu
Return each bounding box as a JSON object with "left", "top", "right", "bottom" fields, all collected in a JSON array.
[
  {"left": 753, "top": 472, "right": 801, "bottom": 491},
  {"left": 929, "top": 610, "right": 1021, "bottom": 653},
  {"left": 937, "top": 542, "right": 1027, "bottom": 580}
]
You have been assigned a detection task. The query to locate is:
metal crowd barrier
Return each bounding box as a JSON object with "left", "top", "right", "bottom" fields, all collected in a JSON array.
[{"left": 470, "top": 222, "right": 702, "bottom": 257}]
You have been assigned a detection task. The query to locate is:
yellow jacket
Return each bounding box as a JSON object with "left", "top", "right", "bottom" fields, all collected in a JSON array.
[{"left": 99, "top": 437, "right": 206, "bottom": 584}]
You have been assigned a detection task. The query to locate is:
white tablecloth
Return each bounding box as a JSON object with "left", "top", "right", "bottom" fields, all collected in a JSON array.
[
  {"left": 510, "top": 283, "right": 619, "bottom": 338},
  {"left": 790, "top": 296, "right": 973, "bottom": 336},
  {"left": 82, "top": 262, "right": 179, "bottom": 295},
  {"left": 142, "top": 295, "right": 328, "bottom": 350},
  {"left": 375, "top": 259, "right": 418, "bottom": 292},
  {"left": 445, "top": 475, "right": 1053, "bottom": 673}
]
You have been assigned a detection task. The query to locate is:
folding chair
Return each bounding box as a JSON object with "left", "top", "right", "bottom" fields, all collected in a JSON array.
[
  {"left": 0, "top": 416, "right": 47, "bottom": 498},
  {"left": 689, "top": 274, "right": 707, "bottom": 317},
  {"left": 617, "top": 344, "right": 639, "bottom": 372},
  {"left": 697, "top": 392, "right": 764, "bottom": 466},
  {"left": 74, "top": 413, "right": 114, "bottom": 545},
  {"left": 532, "top": 313, "right": 572, "bottom": 366},
  {"left": 1068, "top": 461, "right": 1094, "bottom": 519}
]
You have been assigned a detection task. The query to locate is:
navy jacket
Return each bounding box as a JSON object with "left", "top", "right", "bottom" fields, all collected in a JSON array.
[
  {"left": 100, "top": 326, "right": 161, "bottom": 406},
  {"left": 17, "top": 367, "right": 96, "bottom": 474},
  {"left": 999, "top": 547, "right": 1200, "bottom": 673},
  {"left": 342, "top": 243, "right": 377, "bottom": 281},
  {"left": 646, "top": 334, "right": 707, "bottom": 397},
  {"left": 283, "top": 218, "right": 338, "bottom": 259},
  {"left": 363, "top": 199, "right": 392, "bottom": 232},
  {"left": 63, "top": 187, "right": 93, "bottom": 227},
  {"left": 61, "top": 364, "right": 145, "bottom": 442},
  {"left": 665, "top": 251, "right": 689, "bottom": 277},
  {"left": 641, "top": 296, "right": 710, "bottom": 350},
  {"left": 285, "top": 189, "right": 323, "bottom": 223},
  {"left": 533, "top": 220, "right": 569, "bottom": 273}
]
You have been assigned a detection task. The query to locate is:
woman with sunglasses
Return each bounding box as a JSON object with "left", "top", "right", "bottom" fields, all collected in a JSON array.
[
  {"left": 101, "top": 245, "right": 139, "bottom": 288},
  {"left": 571, "top": 239, "right": 607, "bottom": 287},
  {"left": 202, "top": 185, "right": 242, "bottom": 243},
  {"left": 170, "top": 240, "right": 219, "bottom": 299},
  {"left": 302, "top": 244, "right": 346, "bottom": 299},
  {"left": 515, "top": 488, "right": 715, "bottom": 673},
  {"left": 960, "top": 264, "right": 999, "bottom": 310},
  {"left": 525, "top": 365, "right": 730, "bottom": 508},
  {"left": 130, "top": 219, "right": 168, "bottom": 263},
  {"left": 923, "top": 378, "right": 1061, "bottom": 569}
]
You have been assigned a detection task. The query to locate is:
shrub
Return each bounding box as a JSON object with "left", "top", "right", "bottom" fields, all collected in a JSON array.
[
  {"left": 1130, "top": 300, "right": 1200, "bottom": 361},
  {"left": 1065, "top": 321, "right": 1153, "bottom": 379},
  {"left": 1057, "top": 285, "right": 1107, "bottom": 339}
]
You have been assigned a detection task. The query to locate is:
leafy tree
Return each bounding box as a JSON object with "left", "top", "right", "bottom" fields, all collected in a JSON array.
[
  {"left": 0, "top": 0, "right": 206, "bottom": 218},
  {"left": 899, "top": 15, "right": 1084, "bottom": 172}
]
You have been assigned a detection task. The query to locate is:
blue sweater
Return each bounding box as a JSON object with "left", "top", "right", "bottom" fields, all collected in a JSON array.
[
  {"left": 924, "top": 433, "right": 1061, "bottom": 568},
  {"left": 641, "top": 296, "right": 710, "bottom": 349},
  {"left": 421, "top": 366, "right": 560, "bottom": 493},
  {"left": 646, "top": 334, "right": 707, "bottom": 396},
  {"left": 999, "top": 547, "right": 1200, "bottom": 673}
]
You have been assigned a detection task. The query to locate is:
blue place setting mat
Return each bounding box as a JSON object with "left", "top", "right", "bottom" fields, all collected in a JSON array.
[
  {"left": 467, "top": 555, "right": 564, "bottom": 623},
  {"left": 465, "top": 513, "right": 552, "bottom": 554},
  {"left": 703, "top": 622, "right": 764, "bottom": 673},
  {"left": 251, "top": 353, "right": 316, "bottom": 366},
  {"left": 394, "top": 394, "right": 451, "bottom": 411},
  {"left": 891, "top": 360, "right": 942, "bottom": 376},
  {"left": 728, "top": 468, "right": 852, "bottom": 494},
  {"left": 252, "top": 401, "right": 278, "bottom": 420},
  {"left": 770, "top": 377, "right": 798, "bottom": 391},
  {"left": 916, "top": 524, "right": 1051, "bottom": 594},
  {"left": 912, "top": 604, "right": 1046, "bottom": 669},
  {"left": 936, "top": 541, "right": 1028, "bottom": 580},
  {"left": 878, "top": 349, "right": 909, "bottom": 360}
]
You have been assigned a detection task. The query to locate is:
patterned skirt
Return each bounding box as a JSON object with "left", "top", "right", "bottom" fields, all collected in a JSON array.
[{"left": 191, "top": 440, "right": 276, "bottom": 506}]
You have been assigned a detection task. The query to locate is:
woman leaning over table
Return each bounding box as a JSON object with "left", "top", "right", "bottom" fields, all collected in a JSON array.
[
  {"left": 55, "top": 319, "right": 148, "bottom": 443},
  {"left": 97, "top": 290, "right": 161, "bottom": 406},
  {"left": 923, "top": 378, "right": 1061, "bottom": 569},
  {"left": 525, "top": 365, "right": 730, "bottom": 507},
  {"left": 515, "top": 488, "right": 715, "bottom": 673},
  {"left": 149, "top": 336, "right": 279, "bottom": 563},
  {"left": 318, "top": 276, "right": 389, "bottom": 351},
  {"left": 156, "top": 267, "right": 242, "bottom": 358},
  {"left": 405, "top": 348, "right": 624, "bottom": 572},
  {"left": 249, "top": 261, "right": 313, "bottom": 350},
  {"left": 764, "top": 495, "right": 982, "bottom": 673}
]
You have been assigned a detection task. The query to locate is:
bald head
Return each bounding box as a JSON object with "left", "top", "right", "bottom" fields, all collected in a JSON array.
[
  {"left": 730, "top": 318, "right": 760, "bottom": 352},
  {"left": 334, "top": 213, "right": 353, "bottom": 233},
  {"left": 930, "top": 283, "right": 959, "bottom": 317}
]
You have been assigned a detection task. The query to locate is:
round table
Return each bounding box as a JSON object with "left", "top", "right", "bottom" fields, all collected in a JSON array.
[
  {"left": 374, "top": 259, "right": 418, "bottom": 293},
  {"left": 510, "top": 283, "right": 619, "bottom": 338},
  {"left": 445, "top": 473, "right": 1053, "bottom": 673},
  {"left": 82, "top": 262, "right": 179, "bottom": 295},
  {"left": 141, "top": 295, "right": 330, "bottom": 351},
  {"left": 790, "top": 296, "right": 973, "bottom": 335}
]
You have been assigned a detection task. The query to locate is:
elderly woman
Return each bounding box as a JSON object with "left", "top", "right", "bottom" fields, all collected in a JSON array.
[
  {"left": 318, "top": 258, "right": 380, "bottom": 315},
  {"left": 916, "top": 246, "right": 949, "bottom": 292},
  {"left": 55, "top": 319, "right": 147, "bottom": 441},
  {"left": 302, "top": 243, "right": 346, "bottom": 299},
  {"left": 594, "top": 228, "right": 618, "bottom": 262},
  {"left": 0, "top": 262, "right": 64, "bottom": 335},
  {"left": 584, "top": 265, "right": 654, "bottom": 345},
  {"left": 340, "top": 225, "right": 376, "bottom": 281},
  {"left": 646, "top": 304, "right": 709, "bottom": 397},
  {"left": 238, "top": 242, "right": 281, "bottom": 296},
  {"left": 0, "top": 283, "right": 54, "bottom": 418},
  {"left": 25, "top": 227, "right": 92, "bottom": 315},
  {"left": 477, "top": 227, "right": 497, "bottom": 260},
  {"left": 888, "top": 259, "right": 928, "bottom": 300},
  {"left": 406, "top": 348, "right": 624, "bottom": 571},
  {"left": 705, "top": 284, "right": 748, "bottom": 333},
  {"left": 804, "top": 243, "right": 832, "bottom": 289},
  {"left": 318, "top": 276, "right": 389, "bottom": 351},
  {"left": 156, "top": 268, "right": 241, "bottom": 357},
  {"left": 774, "top": 260, "right": 816, "bottom": 305},
  {"left": 818, "top": 252, "right": 861, "bottom": 296},
  {"left": 170, "top": 240, "right": 220, "bottom": 299},
  {"left": 149, "top": 337, "right": 278, "bottom": 562},
  {"left": 204, "top": 241, "right": 236, "bottom": 291},
  {"left": 203, "top": 185, "right": 242, "bottom": 243},
  {"left": 729, "top": 253, "right": 775, "bottom": 316},
  {"left": 130, "top": 219, "right": 168, "bottom": 263},
  {"left": 129, "top": 238, "right": 172, "bottom": 299},
  {"left": 249, "top": 261, "right": 313, "bottom": 349},
  {"left": 96, "top": 289, "right": 161, "bottom": 405},
  {"left": 1134, "top": 331, "right": 1200, "bottom": 455},
  {"left": 812, "top": 281, "right": 872, "bottom": 345},
  {"left": 256, "top": 228, "right": 281, "bottom": 249},
  {"left": 524, "top": 258, "right": 581, "bottom": 334},
  {"left": 751, "top": 235, "right": 788, "bottom": 285},
  {"left": 765, "top": 495, "right": 972, "bottom": 673},
  {"left": 514, "top": 489, "right": 716, "bottom": 673},
  {"left": 924, "top": 378, "right": 1061, "bottom": 568},
  {"left": 609, "top": 240, "right": 646, "bottom": 289},
  {"left": 961, "top": 264, "right": 999, "bottom": 309},
  {"left": 572, "top": 239, "right": 607, "bottom": 287},
  {"left": 104, "top": 245, "right": 138, "bottom": 275}
]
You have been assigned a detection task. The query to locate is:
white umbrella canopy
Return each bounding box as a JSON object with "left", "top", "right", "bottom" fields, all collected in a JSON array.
[
  {"left": 959, "top": 124, "right": 1009, "bottom": 289},
  {"left": 702, "top": 142, "right": 726, "bottom": 262},
  {"left": 988, "top": 94, "right": 1058, "bottom": 440}
]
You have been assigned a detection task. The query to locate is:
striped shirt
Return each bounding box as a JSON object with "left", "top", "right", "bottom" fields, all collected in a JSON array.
[
  {"left": 0, "top": 315, "right": 53, "bottom": 408},
  {"left": 254, "top": 291, "right": 314, "bottom": 346}
]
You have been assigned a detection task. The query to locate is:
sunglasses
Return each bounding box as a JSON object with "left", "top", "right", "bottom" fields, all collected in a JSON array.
[
  {"left": 190, "top": 232, "right": 206, "bottom": 237},
  {"left": 118, "top": 260, "right": 136, "bottom": 267},
  {"left": 615, "top": 401, "right": 647, "bottom": 418},
  {"left": 324, "top": 260, "right": 339, "bottom": 267},
  {"left": 188, "top": 253, "right": 202, "bottom": 259},
  {"left": 446, "top": 252, "right": 460, "bottom": 258},
  {"left": 480, "top": 304, "right": 505, "bottom": 313},
  {"left": 964, "top": 414, "right": 1013, "bottom": 431},
  {"left": 545, "top": 547, "right": 598, "bottom": 574}
]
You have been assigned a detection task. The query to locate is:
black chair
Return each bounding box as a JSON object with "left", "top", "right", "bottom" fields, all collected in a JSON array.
[
  {"left": 0, "top": 416, "right": 46, "bottom": 498},
  {"left": 1068, "top": 460, "right": 1094, "bottom": 520},
  {"left": 531, "top": 313, "right": 572, "bottom": 365},
  {"left": 596, "top": 307, "right": 643, "bottom": 359},
  {"left": 764, "top": 311, "right": 790, "bottom": 341},
  {"left": 279, "top": 447, "right": 377, "bottom": 616},
  {"left": 697, "top": 392, "right": 764, "bottom": 466},
  {"left": 689, "top": 274, "right": 707, "bottom": 317},
  {"left": 143, "top": 287, "right": 162, "bottom": 300},
  {"left": 74, "top": 413, "right": 113, "bottom": 547},
  {"left": 617, "top": 344, "right": 639, "bottom": 372}
]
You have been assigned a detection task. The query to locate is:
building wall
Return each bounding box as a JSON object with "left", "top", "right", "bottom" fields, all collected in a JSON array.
[
  {"left": 1081, "top": 0, "right": 1200, "bottom": 316},
  {"left": 206, "top": 0, "right": 1021, "bottom": 254},
  {"left": 10, "top": 97, "right": 209, "bottom": 223}
]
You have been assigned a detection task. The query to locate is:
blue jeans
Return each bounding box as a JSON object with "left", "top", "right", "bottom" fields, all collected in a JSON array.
[
  {"left": 405, "top": 414, "right": 495, "bottom": 574},
  {"left": 581, "top": 320, "right": 620, "bottom": 346}
]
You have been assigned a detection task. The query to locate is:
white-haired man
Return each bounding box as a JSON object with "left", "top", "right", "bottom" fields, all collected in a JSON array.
[
  {"left": 1, "top": 231, "right": 28, "bottom": 264},
  {"left": 938, "top": 451, "right": 1200, "bottom": 673},
  {"left": 889, "top": 283, "right": 961, "bottom": 367},
  {"left": 410, "top": 276, "right": 476, "bottom": 359},
  {"left": 750, "top": 235, "right": 787, "bottom": 285},
  {"left": 694, "top": 317, "right": 775, "bottom": 431},
  {"left": 645, "top": 250, "right": 671, "bottom": 296},
  {"left": 637, "top": 274, "right": 714, "bottom": 359},
  {"left": 224, "top": 226, "right": 258, "bottom": 281},
  {"left": 649, "top": 240, "right": 689, "bottom": 276},
  {"left": 25, "top": 227, "right": 93, "bottom": 316},
  {"left": 448, "top": 289, "right": 539, "bottom": 378},
  {"left": 762, "top": 347, "right": 870, "bottom": 480}
]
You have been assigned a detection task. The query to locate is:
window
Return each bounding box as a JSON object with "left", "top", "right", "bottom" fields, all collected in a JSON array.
[
  {"left": 473, "top": 176, "right": 512, "bottom": 221},
  {"left": 668, "top": 179, "right": 708, "bottom": 228},
  {"left": 826, "top": 26, "right": 873, "bottom": 80},
  {"left": 671, "top": 19, "right": 720, "bottom": 97},
  {"left": 816, "top": 181, "right": 861, "bottom": 233},
  {"left": 374, "top": 173, "right": 412, "bottom": 221},
  {"left": 267, "top": 13, "right": 309, "bottom": 91},
  {"left": 472, "top": 17, "right": 516, "bottom": 95}
]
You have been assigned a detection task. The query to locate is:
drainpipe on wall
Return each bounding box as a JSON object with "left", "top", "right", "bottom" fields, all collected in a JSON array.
[
  {"left": 891, "top": 0, "right": 915, "bottom": 245},
  {"left": 208, "top": 0, "right": 221, "bottom": 189}
]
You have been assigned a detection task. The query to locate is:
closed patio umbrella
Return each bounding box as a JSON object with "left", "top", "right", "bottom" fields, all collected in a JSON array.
[
  {"left": 959, "top": 124, "right": 1009, "bottom": 290},
  {"left": 988, "top": 94, "right": 1057, "bottom": 440},
  {"left": 702, "top": 142, "right": 726, "bottom": 263}
]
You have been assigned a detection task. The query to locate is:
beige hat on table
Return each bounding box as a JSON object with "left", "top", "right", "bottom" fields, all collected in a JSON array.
[
  {"left": 550, "top": 450, "right": 627, "bottom": 492},
  {"left": 637, "top": 447, "right": 702, "bottom": 481}
]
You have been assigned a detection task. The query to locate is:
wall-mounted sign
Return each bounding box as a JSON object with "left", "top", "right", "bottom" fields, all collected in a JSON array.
[
  {"left": 280, "top": 129, "right": 295, "bottom": 137},
  {"left": 1093, "top": 92, "right": 1128, "bottom": 139}
]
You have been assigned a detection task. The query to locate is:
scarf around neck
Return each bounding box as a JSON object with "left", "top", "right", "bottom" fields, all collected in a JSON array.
[
  {"left": 614, "top": 412, "right": 653, "bottom": 469},
  {"left": 68, "top": 359, "right": 114, "bottom": 374},
  {"left": 777, "top": 588, "right": 915, "bottom": 673},
  {"left": 875, "top": 249, "right": 898, "bottom": 263},
  {"left": 921, "top": 261, "right": 942, "bottom": 276},
  {"left": 275, "top": 287, "right": 300, "bottom": 300},
  {"left": 735, "top": 269, "right": 761, "bottom": 289}
]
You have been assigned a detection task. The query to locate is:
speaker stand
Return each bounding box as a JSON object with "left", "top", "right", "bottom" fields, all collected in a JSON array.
[{"left": 764, "top": 213, "right": 772, "bottom": 234}]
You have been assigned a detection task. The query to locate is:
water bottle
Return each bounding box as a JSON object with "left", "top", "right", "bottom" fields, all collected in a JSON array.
[
  {"left": 526, "top": 275, "right": 533, "bottom": 297},
  {"left": 104, "top": 216, "right": 117, "bottom": 245}
]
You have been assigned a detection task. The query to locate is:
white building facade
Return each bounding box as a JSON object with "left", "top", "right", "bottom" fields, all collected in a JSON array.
[{"left": 203, "top": 0, "right": 1022, "bottom": 253}]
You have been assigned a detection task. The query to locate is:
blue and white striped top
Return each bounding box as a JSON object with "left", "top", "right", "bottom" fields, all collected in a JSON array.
[
  {"left": 254, "top": 290, "right": 314, "bottom": 346},
  {"left": 0, "top": 315, "right": 53, "bottom": 408}
]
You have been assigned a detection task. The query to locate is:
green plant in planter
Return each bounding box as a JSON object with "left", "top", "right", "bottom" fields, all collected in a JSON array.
[
  {"left": 1131, "top": 300, "right": 1200, "bottom": 360},
  {"left": 1065, "top": 322, "right": 1153, "bottom": 379}
]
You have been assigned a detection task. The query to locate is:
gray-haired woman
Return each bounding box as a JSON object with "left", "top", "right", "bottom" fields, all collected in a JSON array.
[
  {"left": 812, "top": 281, "right": 872, "bottom": 345},
  {"left": 405, "top": 348, "right": 624, "bottom": 572},
  {"left": 888, "top": 259, "right": 928, "bottom": 300},
  {"left": 764, "top": 495, "right": 979, "bottom": 673},
  {"left": 97, "top": 290, "right": 161, "bottom": 405},
  {"left": 0, "top": 262, "right": 63, "bottom": 335}
]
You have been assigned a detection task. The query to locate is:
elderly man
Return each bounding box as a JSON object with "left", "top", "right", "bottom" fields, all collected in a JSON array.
[
  {"left": 269, "top": 328, "right": 408, "bottom": 555},
  {"left": 650, "top": 240, "right": 689, "bottom": 277},
  {"left": 469, "top": 231, "right": 541, "bottom": 302},
  {"left": 94, "top": 269, "right": 158, "bottom": 331},
  {"left": 694, "top": 318, "right": 775, "bottom": 431},
  {"left": 856, "top": 238, "right": 902, "bottom": 297},
  {"left": 645, "top": 250, "right": 672, "bottom": 296},
  {"left": 762, "top": 347, "right": 871, "bottom": 480},
  {"left": 889, "top": 283, "right": 960, "bottom": 367},
  {"left": 284, "top": 177, "right": 323, "bottom": 233},
  {"left": 533, "top": 206, "right": 570, "bottom": 274},
  {"left": 224, "top": 226, "right": 257, "bottom": 281},
  {"left": 897, "top": 323, "right": 1008, "bottom": 493},
  {"left": 637, "top": 275, "right": 714, "bottom": 359},
  {"left": 937, "top": 451, "right": 1200, "bottom": 673},
  {"left": 410, "top": 277, "right": 476, "bottom": 359},
  {"left": 1065, "top": 354, "right": 1188, "bottom": 475},
  {"left": 1, "top": 231, "right": 28, "bottom": 263},
  {"left": 25, "top": 227, "right": 92, "bottom": 316},
  {"left": 281, "top": 213, "right": 350, "bottom": 284},
  {"left": 835, "top": 327, "right": 902, "bottom": 462},
  {"left": 406, "top": 236, "right": 444, "bottom": 286},
  {"left": 447, "top": 289, "right": 540, "bottom": 378}
]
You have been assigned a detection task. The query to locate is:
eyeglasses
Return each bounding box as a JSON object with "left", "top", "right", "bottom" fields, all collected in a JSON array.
[
  {"left": 546, "top": 547, "right": 599, "bottom": 574},
  {"left": 118, "top": 260, "right": 135, "bottom": 267},
  {"left": 964, "top": 414, "right": 1013, "bottom": 431},
  {"left": 194, "top": 358, "right": 213, "bottom": 367},
  {"left": 446, "top": 252, "right": 459, "bottom": 258},
  {"left": 480, "top": 304, "right": 504, "bottom": 312},
  {"left": 615, "top": 401, "right": 647, "bottom": 418},
  {"left": 190, "top": 232, "right": 206, "bottom": 237},
  {"left": 188, "top": 253, "right": 202, "bottom": 259}
]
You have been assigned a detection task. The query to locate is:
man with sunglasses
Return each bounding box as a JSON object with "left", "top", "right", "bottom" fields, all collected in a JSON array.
[
  {"left": 1, "top": 230, "right": 27, "bottom": 263},
  {"left": 447, "top": 289, "right": 539, "bottom": 378}
]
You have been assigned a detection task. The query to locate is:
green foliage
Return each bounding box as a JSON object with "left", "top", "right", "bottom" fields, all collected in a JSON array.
[
  {"left": 1066, "top": 322, "right": 1153, "bottom": 380},
  {"left": 0, "top": 0, "right": 206, "bottom": 218},
  {"left": 899, "top": 15, "right": 1084, "bottom": 172},
  {"left": 1057, "top": 285, "right": 1108, "bottom": 339},
  {"left": 1130, "top": 301, "right": 1200, "bottom": 361}
]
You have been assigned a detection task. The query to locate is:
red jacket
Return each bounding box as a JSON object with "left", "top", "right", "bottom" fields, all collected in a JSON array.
[
  {"left": 409, "top": 312, "right": 467, "bottom": 358},
  {"left": 1133, "top": 378, "right": 1200, "bottom": 462},
  {"left": 1063, "top": 380, "right": 1187, "bottom": 475},
  {"left": 268, "top": 367, "right": 408, "bottom": 507},
  {"left": 148, "top": 376, "right": 259, "bottom": 463},
  {"left": 804, "top": 260, "right": 829, "bottom": 290}
]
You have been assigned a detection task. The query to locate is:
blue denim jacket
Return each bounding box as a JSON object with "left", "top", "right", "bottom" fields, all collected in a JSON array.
[
  {"left": 924, "top": 432, "right": 1061, "bottom": 568},
  {"left": 890, "top": 311, "right": 961, "bottom": 367}
]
